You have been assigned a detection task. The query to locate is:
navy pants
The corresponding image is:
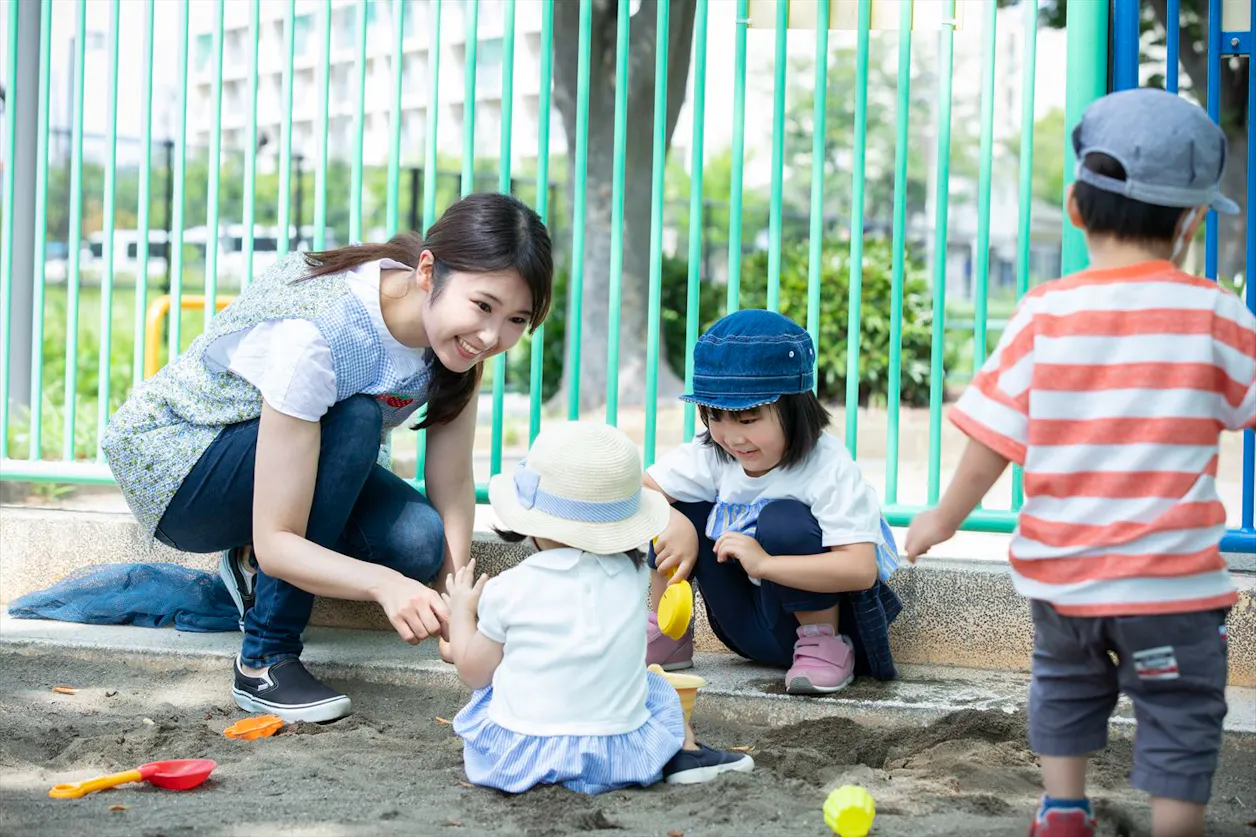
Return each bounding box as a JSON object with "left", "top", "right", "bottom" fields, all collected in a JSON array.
[
  {"left": 155, "top": 396, "right": 446, "bottom": 667},
  {"left": 652, "top": 500, "right": 841, "bottom": 668}
]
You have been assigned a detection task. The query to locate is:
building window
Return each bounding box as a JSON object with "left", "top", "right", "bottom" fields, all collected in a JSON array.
[
  {"left": 333, "top": 6, "right": 357, "bottom": 51},
  {"left": 195, "top": 33, "right": 214, "bottom": 72},
  {"left": 293, "top": 13, "right": 314, "bottom": 57},
  {"left": 475, "top": 37, "right": 503, "bottom": 97}
]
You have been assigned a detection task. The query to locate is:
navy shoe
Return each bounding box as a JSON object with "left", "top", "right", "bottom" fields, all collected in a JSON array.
[
  {"left": 218, "top": 546, "right": 257, "bottom": 631},
  {"left": 663, "top": 743, "right": 754, "bottom": 785},
  {"left": 232, "top": 657, "right": 353, "bottom": 723}
]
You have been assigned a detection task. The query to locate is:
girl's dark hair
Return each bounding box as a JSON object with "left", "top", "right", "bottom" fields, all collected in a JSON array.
[
  {"left": 698, "top": 391, "right": 831, "bottom": 469},
  {"left": 304, "top": 193, "right": 553, "bottom": 428},
  {"left": 1073, "top": 152, "right": 1191, "bottom": 245},
  {"left": 493, "top": 528, "right": 646, "bottom": 568}
]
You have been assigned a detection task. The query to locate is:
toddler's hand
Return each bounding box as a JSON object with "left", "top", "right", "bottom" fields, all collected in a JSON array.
[
  {"left": 444, "top": 558, "right": 489, "bottom": 615},
  {"left": 653, "top": 511, "right": 699, "bottom": 584},
  {"left": 714, "top": 531, "right": 769, "bottom": 579},
  {"left": 904, "top": 509, "right": 956, "bottom": 563}
]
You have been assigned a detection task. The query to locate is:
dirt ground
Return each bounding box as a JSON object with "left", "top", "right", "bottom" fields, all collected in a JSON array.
[{"left": 1, "top": 650, "right": 1253, "bottom": 837}]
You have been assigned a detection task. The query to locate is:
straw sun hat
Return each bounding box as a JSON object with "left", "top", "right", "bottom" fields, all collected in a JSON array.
[{"left": 488, "top": 422, "right": 671, "bottom": 555}]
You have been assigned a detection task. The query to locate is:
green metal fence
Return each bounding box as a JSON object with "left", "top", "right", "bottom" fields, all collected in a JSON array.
[{"left": 0, "top": 0, "right": 1218, "bottom": 543}]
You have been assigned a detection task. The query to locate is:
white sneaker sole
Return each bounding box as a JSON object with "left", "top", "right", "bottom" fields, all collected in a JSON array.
[
  {"left": 232, "top": 687, "right": 353, "bottom": 723},
  {"left": 657, "top": 658, "right": 694, "bottom": 672},
  {"left": 664, "top": 754, "right": 755, "bottom": 785},
  {"left": 785, "top": 673, "right": 854, "bottom": 695}
]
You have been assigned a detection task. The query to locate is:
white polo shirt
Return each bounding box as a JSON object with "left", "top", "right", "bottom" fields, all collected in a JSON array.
[{"left": 475, "top": 548, "right": 651, "bottom": 736}]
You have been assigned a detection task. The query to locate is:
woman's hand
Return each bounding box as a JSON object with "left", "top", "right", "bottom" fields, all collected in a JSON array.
[
  {"left": 653, "top": 509, "right": 699, "bottom": 584},
  {"left": 714, "top": 531, "right": 770, "bottom": 579},
  {"left": 374, "top": 577, "right": 451, "bottom": 645}
]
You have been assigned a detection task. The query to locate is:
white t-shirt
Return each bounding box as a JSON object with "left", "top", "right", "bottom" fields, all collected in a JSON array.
[
  {"left": 475, "top": 547, "right": 651, "bottom": 736},
  {"left": 648, "top": 433, "right": 885, "bottom": 548},
  {"left": 204, "top": 258, "right": 427, "bottom": 421}
]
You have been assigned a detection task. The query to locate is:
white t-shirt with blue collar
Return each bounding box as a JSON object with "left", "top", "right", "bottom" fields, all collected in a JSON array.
[{"left": 475, "top": 547, "right": 651, "bottom": 737}]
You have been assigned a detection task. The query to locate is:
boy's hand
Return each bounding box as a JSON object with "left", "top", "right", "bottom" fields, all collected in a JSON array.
[
  {"left": 904, "top": 509, "right": 957, "bottom": 563},
  {"left": 714, "top": 532, "right": 769, "bottom": 579},
  {"left": 443, "top": 558, "right": 489, "bottom": 615},
  {"left": 653, "top": 510, "right": 699, "bottom": 584}
]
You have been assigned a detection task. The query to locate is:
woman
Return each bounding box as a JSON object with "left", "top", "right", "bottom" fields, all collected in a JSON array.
[{"left": 102, "top": 194, "right": 553, "bottom": 722}]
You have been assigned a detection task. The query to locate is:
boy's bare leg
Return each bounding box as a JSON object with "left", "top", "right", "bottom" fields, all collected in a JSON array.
[
  {"left": 1041, "top": 755, "right": 1088, "bottom": 800},
  {"left": 1149, "top": 798, "right": 1205, "bottom": 837}
]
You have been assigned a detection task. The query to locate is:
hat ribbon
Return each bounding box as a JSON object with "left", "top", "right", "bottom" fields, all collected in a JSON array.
[{"left": 513, "top": 459, "right": 641, "bottom": 523}]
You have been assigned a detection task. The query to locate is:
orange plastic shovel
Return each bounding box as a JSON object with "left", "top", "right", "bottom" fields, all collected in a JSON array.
[{"left": 49, "top": 759, "right": 217, "bottom": 799}]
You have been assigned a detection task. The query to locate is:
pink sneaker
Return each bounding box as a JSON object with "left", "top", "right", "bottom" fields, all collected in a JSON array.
[
  {"left": 646, "top": 611, "right": 693, "bottom": 671},
  {"left": 786, "top": 625, "right": 854, "bottom": 694}
]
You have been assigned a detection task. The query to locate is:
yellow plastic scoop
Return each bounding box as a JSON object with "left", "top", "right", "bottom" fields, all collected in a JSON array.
[{"left": 654, "top": 540, "right": 694, "bottom": 640}]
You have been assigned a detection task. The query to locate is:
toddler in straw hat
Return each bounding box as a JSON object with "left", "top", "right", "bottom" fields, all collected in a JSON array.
[{"left": 443, "top": 421, "right": 753, "bottom": 794}]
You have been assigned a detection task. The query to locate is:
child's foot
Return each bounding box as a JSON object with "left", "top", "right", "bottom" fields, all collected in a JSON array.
[
  {"left": 786, "top": 625, "right": 854, "bottom": 694},
  {"left": 663, "top": 743, "right": 754, "bottom": 784},
  {"left": 646, "top": 611, "right": 693, "bottom": 671},
  {"left": 1027, "top": 799, "right": 1096, "bottom": 837},
  {"left": 232, "top": 656, "right": 353, "bottom": 723},
  {"left": 219, "top": 545, "right": 257, "bottom": 631}
]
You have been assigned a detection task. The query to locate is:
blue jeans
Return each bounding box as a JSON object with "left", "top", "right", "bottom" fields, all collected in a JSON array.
[
  {"left": 650, "top": 500, "right": 842, "bottom": 668},
  {"left": 155, "top": 396, "right": 446, "bottom": 667}
]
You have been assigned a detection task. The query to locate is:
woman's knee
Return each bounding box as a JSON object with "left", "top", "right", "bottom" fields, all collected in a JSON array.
[
  {"left": 756, "top": 500, "right": 823, "bottom": 556},
  {"left": 395, "top": 500, "right": 446, "bottom": 583},
  {"left": 320, "top": 395, "right": 383, "bottom": 469}
]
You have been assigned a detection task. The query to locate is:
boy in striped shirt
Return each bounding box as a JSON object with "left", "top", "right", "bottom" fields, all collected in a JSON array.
[{"left": 906, "top": 88, "right": 1256, "bottom": 837}]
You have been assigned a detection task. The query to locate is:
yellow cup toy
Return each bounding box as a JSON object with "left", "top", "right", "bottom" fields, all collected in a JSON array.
[
  {"left": 653, "top": 540, "right": 694, "bottom": 640},
  {"left": 823, "top": 785, "right": 876, "bottom": 837},
  {"left": 647, "top": 664, "right": 707, "bottom": 725}
]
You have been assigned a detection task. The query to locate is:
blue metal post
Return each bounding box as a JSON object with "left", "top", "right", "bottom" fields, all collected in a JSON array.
[{"left": 1112, "top": 0, "right": 1140, "bottom": 90}]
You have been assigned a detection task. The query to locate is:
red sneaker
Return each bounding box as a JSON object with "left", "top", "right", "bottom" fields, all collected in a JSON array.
[{"left": 1027, "top": 806, "right": 1096, "bottom": 837}]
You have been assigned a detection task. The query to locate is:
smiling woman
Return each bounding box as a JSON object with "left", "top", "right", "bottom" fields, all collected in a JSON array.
[{"left": 100, "top": 193, "right": 554, "bottom": 723}]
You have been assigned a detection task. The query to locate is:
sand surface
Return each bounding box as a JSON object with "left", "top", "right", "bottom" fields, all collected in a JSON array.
[{"left": 2, "top": 650, "right": 1253, "bottom": 837}]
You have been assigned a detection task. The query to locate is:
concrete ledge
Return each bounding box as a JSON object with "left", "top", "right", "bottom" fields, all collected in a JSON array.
[{"left": 3, "top": 505, "right": 1254, "bottom": 686}]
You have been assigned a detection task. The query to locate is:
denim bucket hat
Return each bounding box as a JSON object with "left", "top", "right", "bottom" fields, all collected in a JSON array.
[{"left": 680, "top": 309, "right": 815, "bottom": 411}]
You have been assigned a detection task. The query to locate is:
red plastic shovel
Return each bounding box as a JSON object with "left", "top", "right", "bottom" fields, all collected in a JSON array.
[{"left": 49, "top": 759, "right": 217, "bottom": 799}]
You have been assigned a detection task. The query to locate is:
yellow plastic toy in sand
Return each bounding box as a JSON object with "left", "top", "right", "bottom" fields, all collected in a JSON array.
[
  {"left": 647, "top": 664, "right": 707, "bottom": 725},
  {"left": 653, "top": 540, "right": 694, "bottom": 640},
  {"left": 823, "top": 785, "right": 876, "bottom": 837}
]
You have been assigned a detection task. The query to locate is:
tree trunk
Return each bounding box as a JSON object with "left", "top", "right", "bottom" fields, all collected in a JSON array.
[{"left": 551, "top": 0, "right": 698, "bottom": 414}]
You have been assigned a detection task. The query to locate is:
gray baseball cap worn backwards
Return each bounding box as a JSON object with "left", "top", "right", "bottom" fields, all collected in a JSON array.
[{"left": 1073, "top": 87, "right": 1240, "bottom": 215}]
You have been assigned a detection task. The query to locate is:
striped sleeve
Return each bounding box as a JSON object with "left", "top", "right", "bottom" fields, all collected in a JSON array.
[
  {"left": 1216, "top": 293, "right": 1256, "bottom": 430},
  {"left": 950, "top": 297, "right": 1037, "bottom": 465}
]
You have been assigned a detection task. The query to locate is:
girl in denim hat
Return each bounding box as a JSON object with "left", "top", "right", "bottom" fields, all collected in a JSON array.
[
  {"left": 646, "top": 309, "right": 901, "bottom": 694},
  {"left": 444, "top": 421, "right": 753, "bottom": 793}
]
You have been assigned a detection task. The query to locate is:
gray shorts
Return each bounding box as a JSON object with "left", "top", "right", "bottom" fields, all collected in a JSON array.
[{"left": 1029, "top": 601, "right": 1229, "bottom": 804}]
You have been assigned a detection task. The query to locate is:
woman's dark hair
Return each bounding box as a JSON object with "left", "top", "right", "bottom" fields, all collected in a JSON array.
[
  {"left": 1073, "top": 152, "right": 1191, "bottom": 245},
  {"left": 697, "top": 391, "right": 831, "bottom": 469},
  {"left": 493, "top": 527, "right": 646, "bottom": 567},
  {"left": 304, "top": 193, "right": 553, "bottom": 428}
]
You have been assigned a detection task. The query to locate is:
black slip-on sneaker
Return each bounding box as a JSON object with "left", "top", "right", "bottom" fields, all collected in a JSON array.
[
  {"left": 663, "top": 743, "right": 754, "bottom": 784},
  {"left": 232, "top": 657, "right": 352, "bottom": 723},
  {"left": 219, "top": 546, "right": 257, "bottom": 631}
]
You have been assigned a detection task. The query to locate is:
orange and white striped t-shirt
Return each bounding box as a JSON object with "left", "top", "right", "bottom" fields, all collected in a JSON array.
[{"left": 951, "top": 260, "right": 1256, "bottom": 617}]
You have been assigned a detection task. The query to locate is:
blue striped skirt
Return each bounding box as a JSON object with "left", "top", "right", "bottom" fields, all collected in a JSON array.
[{"left": 453, "top": 671, "right": 686, "bottom": 795}]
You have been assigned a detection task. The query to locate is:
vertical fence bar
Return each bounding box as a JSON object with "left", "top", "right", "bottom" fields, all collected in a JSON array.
[
  {"left": 461, "top": 0, "right": 479, "bottom": 196},
  {"left": 566, "top": 0, "right": 592, "bottom": 421},
  {"left": 241, "top": 0, "right": 260, "bottom": 285},
  {"left": 167, "top": 0, "right": 189, "bottom": 362},
  {"left": 62, "top": 0, "right": 88, "bottom": 461},
  {"left": 489, "top": 0, "right": 515, "bottom": 476},
  {"left": 529, "top": 0, "right": 552, "bottom": 443},
  {"left": 1111, "top": 0, "right": 1139, "bottom": 91},
  {"left": 844, "top": 0, "right": 871, "bottom": 456},
  {"left": 926, "top": 3, "right": 956, "bottom": 504},
  {"left": 885, "top": 0, "right": 911, "bottom": 506},
  {"left": 605, "top": 0, "right": 630, "bottom": 427},
  {"left": 204, "top": 0, "right": 225, "bottom": 327},
  {"left": 1061, "top": 0, "right": 1107, "bottom": 275},
  {"left": 95, "top": 0, "right": 121, "bottom": 460},
  {"left": 805, "top": 0, "right": 830, "bottom": 387},
  {"left": 1166, "top": 0, "right": 1180, "bottom": 93},
  {"left": 1204, "top": 0, "right": 1220, "bottom": 279},
  {"left": 349, "top": 0, "right": 367, "bottom": 242},
  {"left": 422, "top": 0, "right": 442, "bottom": 230},
  {"left": 1243, "top": 49, "right": 1255, "bottom": 533},
  {"left": 972, "top": 1, "right": 996, "bottom": 373},
  {"left": 416, "top": 0, "right": 443, "bottom": 481},
  {"left": 313, "top": 0, "right": 331, "bottom": 250},
  {"left": 387, "top": 0, "right": 407, "bottom": 237},
  {"left": 726, "top": 0, "right": 749, "bottom": 313},
  {"left": 0, "top": 0, "right": 21, "bottom": 458},
  {"left": 766, "top": 0, "right": 788, "bottom": 312},
  {"left": 28, "top": 0, "right": 52, "bottom": 460},
  {"left": 643, "top": 0, "right": 669, "bottom": 465},
  {"left": 1012, "top": 0, "right": 1037, "bottom": 511},
  {"left": 132, "top": 0, "right": 155, "bottom": 385},
  {"left": 279, "top": 0, "right": 297, "bottom": 254},
  {"left": 683, "top": 0, "right": 710, "bottom": 443}
]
